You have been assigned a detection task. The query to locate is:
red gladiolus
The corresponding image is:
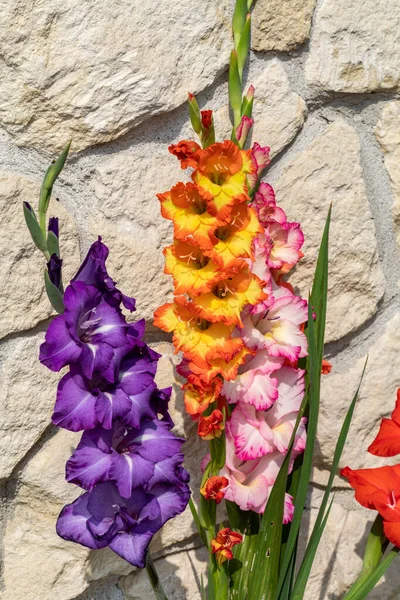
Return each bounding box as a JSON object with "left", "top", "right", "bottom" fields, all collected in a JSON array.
[
  {"left": 201, "top": 109, "right": 213, "bottom": 131},
  {"left": 341, "top": 464, "right": 400, "bottom": 547},
  {"left": 368, "top": 389, "right": 400, "bottom": 457},
  {"left": 211, "top": 528, "right": 243, "bottom": 564},
  {"left": 200, "top": 476, "right": 229, "bottom": 503}
]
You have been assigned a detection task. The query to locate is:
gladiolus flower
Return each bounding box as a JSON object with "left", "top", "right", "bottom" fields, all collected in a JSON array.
[
  {"left": 169, "top": 140, "right": 201, "bottom": 169},
  {"left": 251, "top": 183, "right": 286, "bottom": 227},
  {"left": 192, "top": 141, "right": 253, "bottom": 222},
  {"left": 211, "top": 528, "right": 243, "bottom": 564},
  {"left": 368, "top": 389, "right": 400, "bottom": 457},
  {"left": 200, "top": 476, "right": 229, "bottom": 503},
  {"left": 197, "top": 410, "right": 224, "bottom": 439},
  {"left": 341, "top": 465, "right": 400, "bottom": 547},
  {"left": 158, "top": 182, "right": 220, "bottom": 252},
  {"left": 183, "top": 376, "right": 223, "bottom": 419}
]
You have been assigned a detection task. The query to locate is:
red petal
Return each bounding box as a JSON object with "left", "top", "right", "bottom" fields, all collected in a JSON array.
[{"left": 383, "top": 520, "right": 400, "bottom": 548}]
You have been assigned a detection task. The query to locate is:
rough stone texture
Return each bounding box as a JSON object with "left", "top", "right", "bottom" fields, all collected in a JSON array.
[
  {"left": 89, "top": 149, "right": 183, "bottom": 322},
  {"left": 375, "top": 102, "right": 400, "bottom": 247},
  {"left": 0, "top": 0, "right": 231, "bottom": 152},
  {"left": 216, "top": 60, "right": 307, "bottom": 158},
  {"left": 252, "top": 0, "right": 317, "bottom": 52},
  {"left": 0, "top": 334, "right": 58, "bottom": 479},
  {"left": 274, "top": 120, "right": 385, "bottom": 342},
  {"left": 121, "top": 546, "right": 208, "bottom": 600},
  {"left": 316, "top": 313, "right": 400, "bottom": 471},
  {"left": 0, "top": 171, "right": 80, "bottom": 339},
  {"left": 306, "top": 0, "right": 400, "bottom": 93}
]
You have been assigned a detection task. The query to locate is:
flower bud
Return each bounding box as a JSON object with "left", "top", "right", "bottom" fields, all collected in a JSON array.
[
  {"left": 197, "top": 409, "right": 224, "bottom": 439},
  {"left": 47, "top": 216, "right": 60, "bottom": 257},
  {"left": 200, "top": 476, "right": 228, "bottom": 504},
  {"left": 188, "top": 92, "right": 202, "bottom": 135},
  {"left": 236, "top": 115, "right": 254, "bottom": 146},
  {"left": 211, "top": 528, "right": 243, "bottom": 564},
  {"left": 200, "top": 109, "right": 215, "bottom": 148}
]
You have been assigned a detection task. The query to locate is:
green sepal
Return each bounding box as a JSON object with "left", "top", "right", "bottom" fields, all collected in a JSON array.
[
  {"left": 47, "top": 230, "right": 60, "bottom": 257},
  {"left": 44, "top": 269, "right": 64, "bottom": 314},
  {"left": 23, "top": 202, "right": 48, "bottom": 254},
  {"left": 237, "top": 14, "right": 251, "bottom": 78},
  {"left": 232, "top": 0, "right": 248, "bottom": 49},
  {"left": 241, "top": 94, "right": 254, "bottom": 119},
  {"left": 39, "top": 141, "right": 71, "bottom": 230},
  {"left": 188, "top": 93, "right": 202, "bottom": 135},
  {"left": 229, "top": 51, "right": 242, "bottom": 128}
]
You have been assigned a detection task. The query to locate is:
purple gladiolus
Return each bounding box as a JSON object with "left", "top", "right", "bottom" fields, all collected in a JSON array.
[
  {"left": 57, "top": 481, "right": 190, "bottom": 568},
  {"left": 65, "top": 418, "right": 185, "bottom": 497},
  {"left": 73, "top": 237, "right": 136, "bottom": 312},
  {"left": 40, "top": 237, "right": 190, "bottom": 569},
  {"left": 53, "top": 343, "right": 160, "bottom": 431},
  {"left": 40, "top": 281, "right": 134, "bottom": 379}
]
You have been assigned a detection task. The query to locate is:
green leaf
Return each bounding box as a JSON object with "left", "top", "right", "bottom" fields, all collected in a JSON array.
[
  {"left": 23, "top": 202, "right": 48, "bottom": 254},
  {"left": 39, "top": 141, "right": 71, "bottom": 231},
  {"left": 290, "top": 496, "right": 335, "bottom": 599},
  {"left": 277, "top": 208, "right": 331, "bottom": 597},
  {"left": 44, "top": 270, "right": 64, "bottom": 314},
  {"left": 237, "top": 14, "right": 251, "bottom": 78},
  {"left": 343, "top": 514, "right": 389, "bottom": 599},
  {"left": 310, "top": 204, "right": 331, "bottom": 363},
  {"left": 291, "top": 357, "right": 368, "bottom": 597},
  {"left": 229, "top": 51, "right": 242, "bottom": 129},
  {"left": 343, "top": 547, "right": 399, "bottom": 600},
  {"left": 188, "top": 497, "right": 208, "bottom": 547},
  {"left": 227, "top": 506, "right": 260, "bottom": 599}
]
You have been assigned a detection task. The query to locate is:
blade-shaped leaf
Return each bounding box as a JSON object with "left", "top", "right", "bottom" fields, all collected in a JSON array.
[
  {"left": 277, "top": 208, "right": 330, "bottom": 596},
  {"left": 291, "top": 357, "right": 368, "bottom": 597},
  {"left": 343, "top": 547, "right": 399, "bottom": 600},
  {"left": 290, "top": 496, "right": 335, "bottom": 599}
]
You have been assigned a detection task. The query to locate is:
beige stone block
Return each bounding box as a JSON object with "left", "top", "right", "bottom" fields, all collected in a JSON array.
[
  {"left": 121, "top": 546, "right": 208, "bottom": 600},
  {"left": 317, "top": 313, "right": 400, "bottom": 470},
  {"left": 375, "top": 102, "right": 400, "bottom": 247},
  {"left": 0, "top": 334, "right": 58, "bottom": 479},
  {"left": 252, "top": 0, "right": 317, "bottom": 52},
  {"left": 274, "top": 120, "right": 385, "bottom": 342},
  {"left": 306, "top": 0, "right": 400, "bottom": 92},
  {"left": 0, "top": 0, "right": 231, "bottom": 152},
  {"left": 89, "top": 149, "right": 183, "bottom": 322},
  {"left": 0, "top": 171, "right": 79, "bottom": 339},
  {"left": 216, "top": 60, "right": 307, "bottom": 159}
]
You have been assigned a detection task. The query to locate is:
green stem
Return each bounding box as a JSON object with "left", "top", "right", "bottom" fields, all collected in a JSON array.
[{"left": 145, "top": 553, "right": 169, "bottom": 600}]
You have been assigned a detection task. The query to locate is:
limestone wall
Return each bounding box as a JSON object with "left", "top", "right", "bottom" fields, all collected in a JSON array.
[{"left": 1, "top": 0, "right": 400, "bottom": 598}]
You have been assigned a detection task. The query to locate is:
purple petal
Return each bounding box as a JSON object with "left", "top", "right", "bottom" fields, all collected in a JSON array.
[
  {"left": 87, "top": 482, "right": 126, "bottom": 521},
  {"left": 40, "top": 315, "right": 81, "bottom": 372},
  {"left": 56, "top": 493, "right": 108, "bottom": 550},
  {"left": 109, "top": 531, "right": 153, "bottom": 568},
  {"left": 147, "top": 454, "right": 190, "bottom": 489},
  {"left": 126, "top": 419, "right": 184, "bottom": 462},
  {"left": 150, "top": 483, "right": 191, "bottom": 525},
  {"left": 53, "top": 371, "right": 98, "bottom": 431},
  {"left": 110, "top": 453, "right": 154, "bottom": 498},
  {"left": 73, "top": 238, "right": 136, "bottom": 312},
  {"left": 79, "top": 342, "right": 115, "bottom": 383},
  {"left": 66, "top": 445, "right": 113, "bottom": 491},
  {"left": 123, "top": 383, "right": 157, "bottom": 429}
]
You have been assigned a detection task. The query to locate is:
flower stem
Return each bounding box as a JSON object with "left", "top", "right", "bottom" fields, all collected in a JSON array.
[{"left": 145, "top": 553, "right": 169, "bottom": 600}]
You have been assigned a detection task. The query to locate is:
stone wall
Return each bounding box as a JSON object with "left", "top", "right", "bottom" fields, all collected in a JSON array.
[{"left": 1, "top": 0, "right": 400, "bottom": 598}]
